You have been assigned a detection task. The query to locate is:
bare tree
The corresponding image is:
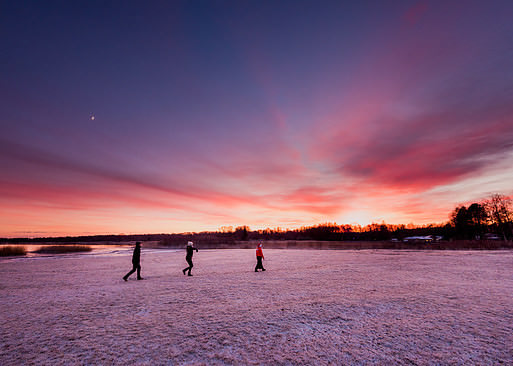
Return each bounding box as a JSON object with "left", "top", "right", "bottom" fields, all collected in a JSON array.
[{"left": 485, "top": 194, "right": 512, "bottom": 241}]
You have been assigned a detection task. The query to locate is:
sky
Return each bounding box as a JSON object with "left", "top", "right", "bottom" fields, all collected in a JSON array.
[{"left": 1, "top": 0, "right": 513, "bottom": 237}]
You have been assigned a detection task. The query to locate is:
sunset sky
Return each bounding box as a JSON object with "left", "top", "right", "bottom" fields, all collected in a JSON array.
[{"left": 1, "top": 1, "right": 513, "bottom": 237}]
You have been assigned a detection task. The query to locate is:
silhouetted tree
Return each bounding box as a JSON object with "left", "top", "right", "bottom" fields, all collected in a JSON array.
[
  {"left": 467, "top": 203, "right": 487, "bottom": 239},
  {"left": 235, "top": 226, "right": 250, "bottom": 240},
  {"left": 451, "top": 205, "right": 470, "bottom": 239},
  {"left": 451, "top": 203, "right": 488, "bottom": 239},
  {"left": 486, "top": 194, "right": 512, "bottom": 240}
]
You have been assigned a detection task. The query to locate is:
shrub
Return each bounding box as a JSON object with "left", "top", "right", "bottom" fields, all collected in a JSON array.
[
  {"left": 34, "top": 245, "right": 92, "bottom": 254},
  {"left": 0, "top": 245, "right": 27, "bottom": 256}
]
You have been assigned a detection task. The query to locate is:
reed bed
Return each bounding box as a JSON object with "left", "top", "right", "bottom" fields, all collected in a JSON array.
[
  {"left": 34, "top": 245, "right": 92, "bottom": 254},
  {"left": 0, "top": 245, "right": 27, "bottom": 257}
]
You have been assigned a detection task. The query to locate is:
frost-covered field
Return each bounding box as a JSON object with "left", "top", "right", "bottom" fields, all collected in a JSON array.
[{"left": 1, "top": 249, "right": 512, "bottom": 365}]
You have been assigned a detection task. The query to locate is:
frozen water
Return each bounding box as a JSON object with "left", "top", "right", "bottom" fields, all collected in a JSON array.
[{"left": 1, "top": 249, "right": 512, "bottom": 365}]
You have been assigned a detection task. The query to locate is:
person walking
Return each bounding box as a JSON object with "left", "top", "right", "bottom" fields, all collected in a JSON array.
[
  {"left": 182, "top": 241, "right": 198, "bottom": 276},
  {"left": 123, "top": 242, "right": 143, "bottom": 281},
  {"left": 255, "top": 243, "right": 266, "bottom": 272}
]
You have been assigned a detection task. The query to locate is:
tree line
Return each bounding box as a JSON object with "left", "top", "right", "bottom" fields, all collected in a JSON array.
[
  {"left": 450, "top": 194, "right": 512, "bottom": 241},
  {"left": 1, "top": 194, "right": 511, "bottom": 244}
]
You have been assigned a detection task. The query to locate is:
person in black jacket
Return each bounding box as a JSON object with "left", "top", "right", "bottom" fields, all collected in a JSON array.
[
  {"left": 123, "top": 242, "right": 143, "bottom": 281},
  {"left": 182, "top": 241, "right": 198, "bottom": 276}
]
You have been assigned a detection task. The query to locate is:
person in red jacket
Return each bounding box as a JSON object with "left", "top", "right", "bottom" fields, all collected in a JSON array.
[{"left": 255, "top": 243, "right": 266, "bottom": 272}]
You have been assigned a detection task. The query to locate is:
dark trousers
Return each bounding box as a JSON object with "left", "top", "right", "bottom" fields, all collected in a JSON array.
[
  {"left": 124, "top": 263, "right": 141, "bottom": 280},
  {"left": 183, "top": 257, "right": 194, "bottom": 274},
  {"left": 255, "top": 256, "right": 265, "bottom": 271}
]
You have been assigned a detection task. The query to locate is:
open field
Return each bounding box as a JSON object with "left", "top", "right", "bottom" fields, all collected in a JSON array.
[{"left": 1, "top": 249, "right": 513, "bottom": 365}]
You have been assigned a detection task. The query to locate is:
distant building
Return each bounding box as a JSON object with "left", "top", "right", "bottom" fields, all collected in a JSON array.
[
  {"left": 402, "top": 235, "right": 442, "bottom": 243},
  {"left": 483, "top": 233, "right": 501, "bottom": 240},
  {"left": 403, "top": 236, "right": 431, "bottom": 243}
]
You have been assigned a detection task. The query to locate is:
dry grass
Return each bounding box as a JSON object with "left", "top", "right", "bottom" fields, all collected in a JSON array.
[
  {"left": 0, "top": 246, "right": 27, "bottom": 257},
  {"left": 34, "top": 245, "right": 92, "bottom": 254},
  {"left": 234, "top": 240, "right": 513, "bottom": 250}
]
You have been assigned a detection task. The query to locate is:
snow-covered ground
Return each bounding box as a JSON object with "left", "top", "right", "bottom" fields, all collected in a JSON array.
[{"left": 1, "top": 249, "right": 512, "bottom": 365}]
